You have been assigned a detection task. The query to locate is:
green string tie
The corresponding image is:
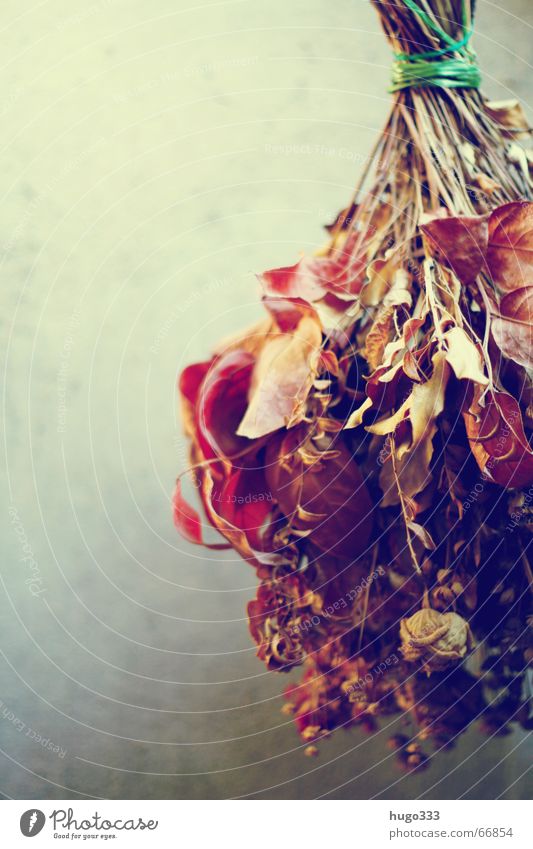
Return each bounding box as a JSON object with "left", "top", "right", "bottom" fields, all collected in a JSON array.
[{"left": 390, "top": 0, "right": 481, "bottom": 92}]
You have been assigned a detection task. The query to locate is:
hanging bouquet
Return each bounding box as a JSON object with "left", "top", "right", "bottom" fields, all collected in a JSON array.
[{"left": 174, "top": 0, "right": 533, "bottom": 770}]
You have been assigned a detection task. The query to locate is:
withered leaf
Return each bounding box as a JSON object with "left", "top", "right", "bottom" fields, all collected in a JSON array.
[
  {"left": 407, "top": 521, "right": 436, "bottom": 551},
  {"left": 485, "top": 99, "right": 530, "bottom": 138},
  {"left": 491, "top": 286, "right": 533, "bottom": 370},
  {"left": 421, "top": 213, "right": 489, "bottom": 285},
  {"left": 463, "top": 390, "right": 533, "bottom": 489},
  {"left": 377, "top": 352, "right": 450, "bottom": 506},
  {"left": 444, "top": 326, "right": 488, "bottom": 385},
  {"left": 211, "top": 465, "right": 279, "bottom": 553},
  {"left": 345, "top": 396, "right": 373, "bottom": 430},
  {"left": 260, "top": 232, "right": 366, "bottom": 303},
  {"left": 364, "top": 305, "right": 395, "bottom": 372},
  {"left": 487, "top": 201, "right": 533, "bottom": 292},
  {"left": 237, "top": 311, "right": 322, "bottom": 439},
  {"left": 192, "top": 350, "right": 255, "bottom": 461}
]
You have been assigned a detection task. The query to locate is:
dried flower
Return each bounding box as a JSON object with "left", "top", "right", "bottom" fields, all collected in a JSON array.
[
  {"left": 400, "top": 609, "right": 474, "bottom": 673},
  {"left": 174, "top": 0, "right": 533, "bottom": 768}
]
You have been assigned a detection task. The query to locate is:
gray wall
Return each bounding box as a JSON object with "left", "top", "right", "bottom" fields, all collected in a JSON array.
[{"left": 1, "top": 0, "right": 531, "bottom": 799}]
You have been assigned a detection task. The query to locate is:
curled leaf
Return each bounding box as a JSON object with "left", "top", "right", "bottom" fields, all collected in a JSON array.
[
  {"left": 491, "top": 286, "right": 533, "bottom": 370},
  {"left": 211, "top": 465, "right": 279, "bottom": 553},
  {"left": 485, "top": 100, "right": 530, "bottom": 139},
  {"left": 237, "top": 312, "right": 322, "bottom": 439},
  {"left": 260, "top": 232, "right": 366, "bottom": 303},
  {"left": 487, "top": 201, "right": 533, "bottom": 292},
  {"left": 344, "top": 396, "right": 373, "bottom": 429},
  {"left": 407, "top": 521, "right": 436, "bottom": 551},
  {"left": 421, "top": 213, "right": 489, "bottom": 285},
  {"left": 173, "top": 479, "right": 204, "bottom": 544},
  {"left": 443, "top": 326, "right": 488, "bottom": 385},
  {"left": 364, "top": 305, "right": 395, "bottom": 371},
  {"left": 463, "top": 390, "right": 533, "bottom": 489},
  {"left": 377, "top": 352, "right": 450, "bottom": 506}
]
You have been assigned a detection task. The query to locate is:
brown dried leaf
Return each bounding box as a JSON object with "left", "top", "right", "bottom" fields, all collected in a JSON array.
[
  {"left": 463, "top": 390, "right": 533, "bottom": 490},
  {"left": 266, "top": 436, "right": 374, "bottom": 558},
  {"left": 364, "top": 305, "right": 395, "bottom": 371},
  {"left": 378, "top": 352, "right": 450, "bottom": 505},
  {"left": 361, "top": 253, "right": 399, "bottom": 307},
  {"left": 485, "top": 99, "right": 530, "bottom": 138},
  {"left": 421, "top": 213, "right": 489, "bottom": 285},
  {"left": 491, "top": 286, "right": 533, "bottom": 370},
  {"left": 407, "top": 521, "right": 436, "bottom": 551},
  {"left": 237, "top": 315, "right": 322, "bottom": 439},
  {"left": 487, "top": 201, "right": 533, "bottom": 292}
]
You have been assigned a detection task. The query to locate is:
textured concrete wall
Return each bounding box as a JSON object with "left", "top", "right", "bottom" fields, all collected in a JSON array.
[{"left": 0, "top": 0, "right": 532, "bottom": 799}]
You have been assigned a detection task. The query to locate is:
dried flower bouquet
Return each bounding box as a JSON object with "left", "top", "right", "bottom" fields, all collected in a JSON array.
[{"left": 175, "top": 0, "right": 532, "bottom": 769}]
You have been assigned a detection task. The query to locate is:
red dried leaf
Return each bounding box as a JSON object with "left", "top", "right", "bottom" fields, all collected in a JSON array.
[
  {"left": 421, "top": 213, "right": 489, "bottom": 285},
  {"left": 487, "top": 201, "right": 533, "bottom": 292},
  {"left": 260, "top": 257, "right": 326, "bottom": 302},
  {"left": 463, "top": 391, "right": 533, "bottom": 489},
  {"left": 318, "top": 349, "right": 340, "bottom": 377},
  {"left": 491, "top": 286, "right": 533, "bottom": 370},
  {"left": 263, "top": 296, "right": 318, "bottom": 332},
  {"left": 179, "top": 359, "right": 212, "bottom": 435},
  {"left": 197, "top": 465, "right": 284, "bottom": 568},
  {"left": 260, "top": 233, "right": 366, "bottom": 303}
]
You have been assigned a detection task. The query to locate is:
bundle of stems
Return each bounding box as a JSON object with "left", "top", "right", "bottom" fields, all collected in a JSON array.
[{"left": 331, "top": 0, "right": 530, "bottom": 274}]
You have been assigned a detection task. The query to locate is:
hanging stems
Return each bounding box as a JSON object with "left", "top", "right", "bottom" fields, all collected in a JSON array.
[{"left": 329, "top": 0, "right": 529, "bottom": 275}]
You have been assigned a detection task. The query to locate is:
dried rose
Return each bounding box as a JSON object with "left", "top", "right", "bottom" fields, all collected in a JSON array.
[{"left": 399, "top": 608, "right": 474, "bottom": 673}]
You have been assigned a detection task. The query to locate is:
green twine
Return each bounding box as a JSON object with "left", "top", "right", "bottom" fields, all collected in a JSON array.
[{"left": 390, "top": 0, "right": 481, "bottom": 92}]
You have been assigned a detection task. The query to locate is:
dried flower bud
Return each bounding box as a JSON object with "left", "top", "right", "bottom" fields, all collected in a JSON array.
[
  {"left": 400, "top": 608, "right": 474, "bottom": 673},
  {"left": 301, "top": 725, "right": 321, "bottom": 742}
]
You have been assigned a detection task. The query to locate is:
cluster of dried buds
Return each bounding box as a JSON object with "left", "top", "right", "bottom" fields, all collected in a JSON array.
[{"left": 174, "top": 0, "right": 532, "bottom": 770}]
